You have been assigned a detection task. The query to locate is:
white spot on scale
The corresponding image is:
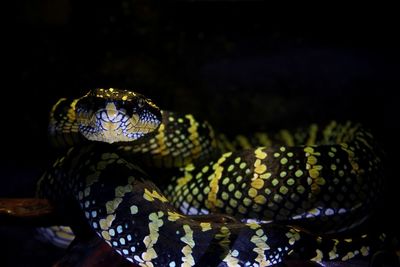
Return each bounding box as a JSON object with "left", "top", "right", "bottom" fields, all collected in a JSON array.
[
  {"left": 101, "top": 112, "right": 108, "bottom": 121},
  {"left": 180, "top": 201, "right": 210, "bottom": 215},
  {"left": 306, "top": 210, "right": 320, "bottom": 218},
  {"left": 92, "top": 222, "right": 98, "bottom": 229},
  {"left": 122, "top": 249, "right": 129, "bottom": 255},
  {"left": 130, "top": 205, "right": 138, "bottom": 215},
  {"left": 338, "top": 208, "right": 347, "bottom": 214},
  {"left": 169, "top": 262, "right": 176, "bottom": 267},
  {"left": 117, "top": 225, "right": 123, "bottom": 233},
  {"left": 188, "top": 206, "right": 200, "bottom": 215},
  {"left": 120, "top": 237, "right": 126, "bottom": 245},
  {"left": 290, "top": 207, "right": 326, "bottom": 220},
  {"left": 180, "top": 201, "right": 189, "bottom": 214},
  {"left": 115, "top": 114, "right": 123, "bottom": 122},
  {"left": 241, "top": 218, "right": 273, "bottom": 224},
  {"left": 325, "top": 208, "right": 334, "bottom": 216},
  {"left": 109, "top": 229, "right": 115, "bottom": 236},
  {"left": 130, "top": 246, "right": 136, "bottom": 252},
  {"left": 291, "top": 214, "right": 303, "bottom": 220},
  {"left": 200, "top": 208, "right": 209, "bottom": 214}
]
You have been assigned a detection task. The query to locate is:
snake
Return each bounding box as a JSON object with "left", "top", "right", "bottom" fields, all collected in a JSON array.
[{"left": 36, "top": 88, "right": 386, "bottom": 266}]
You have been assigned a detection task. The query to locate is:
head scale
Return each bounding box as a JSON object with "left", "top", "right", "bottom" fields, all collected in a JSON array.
[{"left": 75, "top": 88, "right": 162, "bottom": 143}]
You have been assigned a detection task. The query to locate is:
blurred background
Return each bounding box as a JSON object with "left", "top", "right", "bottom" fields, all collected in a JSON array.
[{"left": 2, "top": 1, "right": 400, "bottom": 266}]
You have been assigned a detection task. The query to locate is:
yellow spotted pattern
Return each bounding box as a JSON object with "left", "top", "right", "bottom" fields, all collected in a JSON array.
[{"left": 41, "top": 89, "right": 385, "bottom": 267}]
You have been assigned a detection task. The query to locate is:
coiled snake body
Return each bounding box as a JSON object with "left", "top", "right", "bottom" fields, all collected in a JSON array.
[{"left": 37, "top": 88, "right": 385, "bottom": 266}]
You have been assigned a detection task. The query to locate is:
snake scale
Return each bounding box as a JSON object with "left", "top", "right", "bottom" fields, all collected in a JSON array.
[{"left": 37, "top": 88, "right": 386, "bottom": 266}]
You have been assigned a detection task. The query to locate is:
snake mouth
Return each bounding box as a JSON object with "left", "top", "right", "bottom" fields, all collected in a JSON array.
[{"left": 78, "top": 108, "right": 161, "bottom": 143}]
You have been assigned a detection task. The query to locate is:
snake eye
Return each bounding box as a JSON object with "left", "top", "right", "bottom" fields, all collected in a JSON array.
[{"left": 137, "top": 98, "right": 145, "bottom": 108}]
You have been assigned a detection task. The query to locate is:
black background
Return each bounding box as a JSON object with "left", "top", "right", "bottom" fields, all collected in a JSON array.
[{"left": 2, "top": 1, "right": 400, "bottom": 266}]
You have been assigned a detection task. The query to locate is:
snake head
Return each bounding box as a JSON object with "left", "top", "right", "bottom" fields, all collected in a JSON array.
[{"left": 75, "top": 88, "right": 162, "bottom": 143}]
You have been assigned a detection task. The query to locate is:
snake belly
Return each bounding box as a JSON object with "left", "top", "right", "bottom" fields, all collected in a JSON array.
[{"left": 37, "top": 88, "right": 385, "bottom": 266}]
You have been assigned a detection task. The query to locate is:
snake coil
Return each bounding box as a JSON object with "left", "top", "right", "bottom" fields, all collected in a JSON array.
[{"left": 37, "top": 88, "right": 386, "bottom": 266}]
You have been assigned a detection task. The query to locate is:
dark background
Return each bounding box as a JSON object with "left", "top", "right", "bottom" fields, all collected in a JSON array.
[{"left": 1, "top": 1, "right": 399, "bottom": 266}]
